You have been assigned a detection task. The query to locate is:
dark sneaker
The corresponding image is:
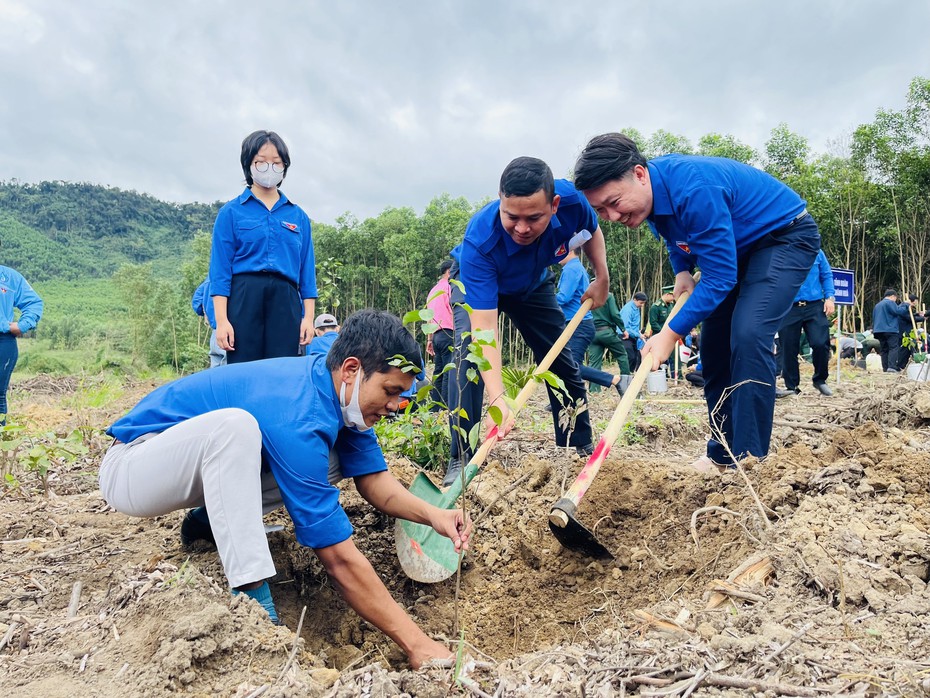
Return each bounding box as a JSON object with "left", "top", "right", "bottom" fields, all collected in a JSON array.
[
  {"left": 441, "top": 458, "right": 463, "bottom": 487},
  {"left": 775, "top": 387, "right": 799, "bottom": 398},
  {"left": 180, "top": 507, "right": 216, "bottom": 548},
  {"left": 575, "top": 443, "right": 595, "bottom": 458},
  {"left": 814, "top": 383, "right": 833, "bottom": 396}
]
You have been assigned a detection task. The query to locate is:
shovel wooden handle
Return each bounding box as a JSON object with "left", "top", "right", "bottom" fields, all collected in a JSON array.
[
  {"left": 550, "top": 290, "right": 692, "bottom": 527},
  {"left": 445, "top": 298, "right": 593, "bottom": 495}
]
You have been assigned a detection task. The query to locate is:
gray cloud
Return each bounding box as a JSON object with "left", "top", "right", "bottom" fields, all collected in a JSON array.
[{"left": 1, "top": 0, "right": 927, "bottom": 224}]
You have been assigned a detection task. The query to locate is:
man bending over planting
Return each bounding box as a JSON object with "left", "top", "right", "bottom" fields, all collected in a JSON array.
[{"left": 99, "top": 309, "right": 470, "bottom": 668}]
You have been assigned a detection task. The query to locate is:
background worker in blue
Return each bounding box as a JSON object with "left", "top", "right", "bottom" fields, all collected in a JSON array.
[
  {"left": 776, "top": 250, "right": 836, "bottom": 397},
  {"left": 192, "top": 277, "right": 226, "bottom": 368},
  {"left": 307, "top": 313, "right": 340, "bottom": 357},
  {"left": 556, "top": 250, "right": 627, "bottom": 395},
  {"left": 209, "top": 130, "right": 317, "bottom": 364},
  {"left": 574, "top": 132, "right": 820, "bottom": 473},
  {"left": 872, "top": 289, "right": 912, "bottom": 372},
  {"left": 445, "top": 157, "right": 610, "bottom": 486},
  {"left": 99, "top": 310, "right": 470, "bottom": 669},
  {"left": 620, "top": 292, "right": 648, "bottom": 372},
  {"left": 0, "top": 261, "right": 43, "bottom": 425}
]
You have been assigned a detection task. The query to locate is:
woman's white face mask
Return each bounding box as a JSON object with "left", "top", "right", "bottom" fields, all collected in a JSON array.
[
  {"left": 339, "top": 368, "right": 370, "bottom": 432},
  {"left": 250, "top": 163, "right": 284, "bottom": 189}
]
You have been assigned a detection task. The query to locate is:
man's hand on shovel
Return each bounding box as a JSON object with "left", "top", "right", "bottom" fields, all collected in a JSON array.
[{"left": 427, "top": 506, "right": 473, "bottom": 554}]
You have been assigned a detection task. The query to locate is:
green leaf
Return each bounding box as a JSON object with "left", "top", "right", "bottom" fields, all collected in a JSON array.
[
  {"left": 402, "top": 310, "right": 422, "bottom": 325},
  {"left": 536, "top": 370, "right": 567, "bottom": 394},
  {"left": 468, "top": 423, "right": 480, "bottom": 451},
  {"left": 488, "top": 405, "right": 503, "bottom": 426},
  {"left": 421, "top": 322, "right": 440, "bottom": 335},
  {"left": 466, "top": 367, "right": 478, "bottom": 383},
  {"left": 471, "top": 328, "right": 496, "bottom": 344},
  {"left": 449, "top": 278, "right": 466, "bottom": 294},
  {"left": 420, "top": 308, "right": 435, "bottom": 321}
]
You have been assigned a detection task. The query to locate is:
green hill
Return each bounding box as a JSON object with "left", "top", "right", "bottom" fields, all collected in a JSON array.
[{"left": 0, "top": 180, "right": 222, "bottom": 281}]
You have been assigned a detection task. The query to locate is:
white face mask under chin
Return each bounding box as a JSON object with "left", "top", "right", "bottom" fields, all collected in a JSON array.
[
  {"left": 250, "top": 164, "right": 284, "bottom": 189},
  {"left": 339, "top": 369, "right": 370, "bottom": 432}
]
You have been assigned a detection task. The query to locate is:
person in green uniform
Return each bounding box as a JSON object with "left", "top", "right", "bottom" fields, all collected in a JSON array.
[{"left": 587, "top": 291, "right": 631, "bottom": 392}]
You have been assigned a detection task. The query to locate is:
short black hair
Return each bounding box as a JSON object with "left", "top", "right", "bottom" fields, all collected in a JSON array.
[
  {"left": 633, "top": 292, "right": 648, "bottom": 302},
  {"left": 240, "top": 130, "right": 291, "bottom": 187},
  {"left": 499, "top": 157, "right": 555, "bottom": 202},
  {"left": 909, "top": 293, "right": 919, "bottom": 302},
  {"left": 439, "top": 259, "right": 454, "bottom": 275},
  {"left": 883, "top": 288, "right": 898, "bottom": 298},
  {"left": 573, "top": 133, "right": 648, "bottom": 192},
  {"left": 326, "top": 309, "right": 423, "bottom": 376}
]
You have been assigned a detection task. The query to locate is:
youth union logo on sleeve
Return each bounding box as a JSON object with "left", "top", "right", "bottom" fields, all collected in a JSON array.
[
  {"left": 282, "top": 222, "right": 298, "bottom": 231},
  {"left": 554, "top": 244, "right": 567, "bottom": 257},
  {"left": 676, "top": 241, "right": 692, "bottom": 254}
]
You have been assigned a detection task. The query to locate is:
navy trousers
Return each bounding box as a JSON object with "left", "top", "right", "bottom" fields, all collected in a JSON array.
[
  {"left": 701, "top": 216, "right": 820, "bottom": 465},
  {"left": 0, "top": 334, "right": 17, "bottom": 424},
  {"left": 429, "top": 328, "right": 454, "bottom": 405},
  {"left": 566, "top": 319, "right": 616, "bottom": 388},
  {"left": 778, "top": 299, "right": 831, "bottom": 389},
  {"left": 226, "top": 272, "right": 302, "bottom": 364},
  {"left": 448, "top": 273, "right": 592, "bottom": 462}
]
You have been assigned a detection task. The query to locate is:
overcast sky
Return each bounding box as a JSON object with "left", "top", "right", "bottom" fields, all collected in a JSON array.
[{"left": 1, "top": 1, "right": 928, "bottom": 225}]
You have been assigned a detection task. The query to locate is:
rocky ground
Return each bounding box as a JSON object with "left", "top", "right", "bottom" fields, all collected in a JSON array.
[{"left": 1, "top": 367, "right": 929, "bottom": 697}]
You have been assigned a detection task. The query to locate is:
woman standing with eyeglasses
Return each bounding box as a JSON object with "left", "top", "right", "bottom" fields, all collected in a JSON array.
[{"left": 209, "top": 130, "right": 317, "bottom": 363}]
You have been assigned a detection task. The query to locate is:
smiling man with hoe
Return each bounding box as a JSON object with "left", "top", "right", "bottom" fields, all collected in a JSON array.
[
  {"left": 574, "top": 133, "right": 820, "bottom": 473},
  {"left": 99, "top": 310, "right": 471, "bottom": 668},
  {"left": 443, "top": 157, "right": 610, "bottom": 486}
]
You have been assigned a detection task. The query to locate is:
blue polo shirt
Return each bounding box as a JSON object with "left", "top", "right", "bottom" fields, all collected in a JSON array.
[
  {"left": 451, "top": 179, "right": 599, "bottom": 310},
  {"left": 794, "top": 250, "right": 835, "bottom": 303},
  {"left": 646, "top": 155, "right": 807, "bottom": 335},
  {"left": 192, "top": 279, "right": 217, "bottom": 329},
  {"left": 307, "top": 330, "right": 339, "bottom": 357},
  {"left": 106, "top": 355, "right": 385, "bottom": 549},
  {"left": 209, "top": 187, "right": 318, "bottom": 300},
  {"left": 555, "top": 257, "right": 594, "bottom": 322},
  {"left": 620, "top": 300, "right": 643, "bottom": 339},
  {"left": 0, "top": 266, "right": 43, "bottom": 334}
]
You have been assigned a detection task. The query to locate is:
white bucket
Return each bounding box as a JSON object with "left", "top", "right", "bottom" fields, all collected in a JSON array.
[
  {"left": 906, "top": 362, "right": 929, "bottom": 382},
  {"left": 646, "top": 369, "right": 668, "bottom": 394},
  {"left": 866, "top": 353, "right": 883, "bottom": 374}
]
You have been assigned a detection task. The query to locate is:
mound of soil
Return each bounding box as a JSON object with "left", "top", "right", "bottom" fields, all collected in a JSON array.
[{"left": 2, "top": 369, "right": 930, "bottom": 696}]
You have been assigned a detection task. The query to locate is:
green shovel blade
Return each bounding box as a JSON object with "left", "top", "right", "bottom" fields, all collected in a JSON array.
[{"left": 395, "top": 463, "right": 479, "bottom": 583}]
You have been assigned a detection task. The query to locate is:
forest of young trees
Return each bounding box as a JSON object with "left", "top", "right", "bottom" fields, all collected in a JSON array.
[{"left": 3, "top": 76, "right": 928, "bottom": 372}]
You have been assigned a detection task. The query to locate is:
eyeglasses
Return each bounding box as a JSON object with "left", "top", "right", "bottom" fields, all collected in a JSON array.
[{"left": 253, "top": 161, "right": 285, "bottom": 173}]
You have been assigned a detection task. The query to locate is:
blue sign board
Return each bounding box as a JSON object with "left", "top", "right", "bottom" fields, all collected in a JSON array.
[{"left": 831, "top": 268, "right": 855, "bottom": 306}]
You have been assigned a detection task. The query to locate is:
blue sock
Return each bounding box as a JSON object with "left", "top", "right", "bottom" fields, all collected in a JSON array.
[{"left": 233, "top": 581, "right": 279, "bottom": 624}]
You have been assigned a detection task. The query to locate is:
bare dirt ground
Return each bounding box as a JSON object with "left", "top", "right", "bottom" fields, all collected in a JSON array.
[{"left": 2, "top": 367, "right": 930, "bottom": 697}]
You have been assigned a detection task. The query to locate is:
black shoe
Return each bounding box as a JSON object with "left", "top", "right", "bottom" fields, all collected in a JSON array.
[
  {"left": 885, "top": 368, "right": 900, "bottom": 373},
  {"left": 441, "top": 458, "right": 463, "bottom": 487},
  {"left": 775, "top": 388, "right": 797, "bottom": 399},
  {"left": 180, "top": 507, "right": 216, "bottom": 548},
  {"left": 575, "top": 443, "right": 595, "bottom": 458},
  {"left": 544, "top": 403, "right": 553, "bottom": 412},
  {"left": 814, "top": 383, "right": 833, "bottom": 396}
]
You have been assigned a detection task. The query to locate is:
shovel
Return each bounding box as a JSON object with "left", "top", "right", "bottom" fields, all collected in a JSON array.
[
  {"left": 548, "top": 290, "right": 693, "bottom": 557},
  {"left": 397, "top": 298, "right": 594, "bottom": 582}
]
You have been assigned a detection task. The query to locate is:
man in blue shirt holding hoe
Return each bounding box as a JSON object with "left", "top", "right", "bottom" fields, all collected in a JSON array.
[
  {"left": 574, "top": 133, "right": 820, "bottom": 473},
  {"left": 444, "top": 157, "right": 610, "bottom": 486}
]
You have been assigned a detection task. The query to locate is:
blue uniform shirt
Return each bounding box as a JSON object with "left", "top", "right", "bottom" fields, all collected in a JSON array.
[
  {"left": 555, "top": 257, "right": 594, "bottom": 322},
  {"left": 620, "top": 300, "right": 643, "bottom": 339},
  {"left": 307, "top": 330, "right": 339, "bottom": 357},
  {"left": 192, "top": 279, "right": 217, "bottom": 329},
  {"left": 872, "top": 298, "right": 910, "bottom": 333},
  {"left": 645, "top": 155, "right": 807, "bottom": 335},
  {"left": 209, "top": 187, "right": 318, "bottom": 300},
  {"left": 794, "top": 250, "right": 835, "bottom": 303},
  {"left": 0, "top": 266, "right": 43, "bottom": 334},
  {"left": 451, "top": 179, "right": 599, "bottom": 311},
  {"left": 106, "top": 356, "right": 385, "bottom": 549}
]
